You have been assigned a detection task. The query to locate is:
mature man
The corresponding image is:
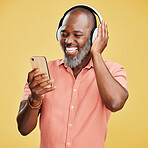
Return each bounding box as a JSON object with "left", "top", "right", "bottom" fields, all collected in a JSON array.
[{"left": 17, "top": 5, "right": 128, "bottom": 148}]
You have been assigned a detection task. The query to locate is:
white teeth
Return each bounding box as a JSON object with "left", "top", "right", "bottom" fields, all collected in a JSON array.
[{"left": 66, "top": 47, "right": 77, "bottom": 52}]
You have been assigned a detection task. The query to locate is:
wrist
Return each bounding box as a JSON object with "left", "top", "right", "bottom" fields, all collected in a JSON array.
[
  {"left": 28, "top": 94, "right": 42, "bottom": 109},
  {"left": 91, "top": 50, "right": 102, "bottom": 59}
]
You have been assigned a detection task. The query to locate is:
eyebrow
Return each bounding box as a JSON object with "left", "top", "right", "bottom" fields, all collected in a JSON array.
[
  {"left": 61, "top": 30, "right": 66, "bottom": 32},
  {"left": 61, "top": 30, "right": 83, "bottom": 34},
  {"left": 73, "top": 31, "right": 83, "bottom": 34}
]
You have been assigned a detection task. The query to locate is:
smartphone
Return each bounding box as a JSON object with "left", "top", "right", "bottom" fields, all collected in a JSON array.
[{"left": 30, "top": 56, "right": 51, "bottom": 88}]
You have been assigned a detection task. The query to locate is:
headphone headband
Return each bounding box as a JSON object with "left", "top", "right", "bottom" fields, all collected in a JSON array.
[
  {"left": 58, "top": 5, "right": 103, "bottom": 30},
  {"left": 63, "top": 5, "right": 103, "bottom": 24}
]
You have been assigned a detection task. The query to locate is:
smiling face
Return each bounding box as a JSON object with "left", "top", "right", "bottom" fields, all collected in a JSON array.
[{"left": 59, "top": 8, "right": 95, "bottom": 68}]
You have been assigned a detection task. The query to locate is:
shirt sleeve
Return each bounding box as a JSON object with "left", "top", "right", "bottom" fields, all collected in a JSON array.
[
  {"left": 21, "top": 82, "right": 31, "bottom": 101},
  {"left": 111, "top": 63, "right": 128, "bottom": 89}
]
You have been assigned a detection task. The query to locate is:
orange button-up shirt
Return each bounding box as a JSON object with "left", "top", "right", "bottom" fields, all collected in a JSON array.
[{"left": 22, "top": 59, "right": 127, "bottom": 148}]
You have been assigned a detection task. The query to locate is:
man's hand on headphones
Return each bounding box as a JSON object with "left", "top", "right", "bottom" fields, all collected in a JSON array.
[{"left": 90, "top": 20, "right": 109, "bottom": 55}]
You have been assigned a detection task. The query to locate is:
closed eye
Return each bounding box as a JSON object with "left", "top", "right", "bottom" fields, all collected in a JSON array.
[
  {"left": 61, "top": 32, "right": 68, "bottom": 37},
  {"left": 74, "top": 34, "right": 82, "bottom": 37}
]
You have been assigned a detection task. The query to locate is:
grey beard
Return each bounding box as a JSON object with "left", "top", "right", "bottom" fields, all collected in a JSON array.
[{"left": 63, "top": 38, "right": 91, "bottom": 68}]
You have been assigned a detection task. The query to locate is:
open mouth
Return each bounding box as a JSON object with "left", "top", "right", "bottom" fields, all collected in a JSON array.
[{"left": 65, "top": 47, "right": 78, "bottom": 56}]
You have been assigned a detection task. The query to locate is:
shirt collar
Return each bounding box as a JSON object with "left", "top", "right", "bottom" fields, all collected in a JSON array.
[
  {"left": 85, "top": 58, "right": 93, "bottom": 69},
  {"left": 57, "top": 58, "right": 94, "bottom": 69},
  {"left": 57, "top": 58, "right": 64, "bottom": 66}
]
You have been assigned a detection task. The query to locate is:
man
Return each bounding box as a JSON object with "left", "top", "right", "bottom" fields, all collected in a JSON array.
[{"left": 17, "top": 5, "right": 128, "bottom": 148}]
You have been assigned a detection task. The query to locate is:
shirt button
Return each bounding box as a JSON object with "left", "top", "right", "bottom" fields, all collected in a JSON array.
[
  {"left": 71, "top": 105, "right": 74, "bottom": 109},
  {"left": 69, "top": 123, "right": 72, "bottom": 127},
  {"left": 67, "top": 142, "right": 71, "bottom": 147},
  {"left": 74, "top": 88, "right": 76, "bottom": 92}
]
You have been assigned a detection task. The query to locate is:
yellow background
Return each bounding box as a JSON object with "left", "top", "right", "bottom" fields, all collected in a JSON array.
[{"left": 0, "top": 0, "right": 148, "bottom": 147}]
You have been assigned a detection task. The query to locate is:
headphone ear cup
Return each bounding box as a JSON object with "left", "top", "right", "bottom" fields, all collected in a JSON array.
[
  {"left": 91, "top": 28, "right": 98, "bottom": 44},
  {"left": 56, "top": 26, "right": 62, "bottom": 41}
]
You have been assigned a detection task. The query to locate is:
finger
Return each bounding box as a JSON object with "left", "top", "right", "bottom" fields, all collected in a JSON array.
[
  {"left": 102, "top": 20, "right": 105, "bottom": 38},
  {"left": 98, "top": 23, "right": 102, "bottom": 37},
  {"left": 38, "top": 79, "right": 54, "bottom": 88},
  {"left": 29, "top": 73, "right": 49, "bottom": 88},
  {"left": 34, "top": 73, "right": 48, "bottom": 81},
  {"left": 103, "top": 21, "right": 106, "bottom": 37},
  {"left": 100, "top": 20, "right": 104, "bottom": 38},
  {"left": 35, "top": 86, "right": 56, "bottom": 96},
  {"left": 32, "top": 79, "right": 54, "bottom": 90},
  {"left": 27, "top": 68, "right": 39, "bottom": 83},
  {"left": 105, "top": 21, "right": 109, "bottom": 40}
]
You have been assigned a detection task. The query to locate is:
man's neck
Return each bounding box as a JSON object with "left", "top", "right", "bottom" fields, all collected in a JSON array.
[{"left": 72, "top": 53, "right": 91, "bottom": 79}]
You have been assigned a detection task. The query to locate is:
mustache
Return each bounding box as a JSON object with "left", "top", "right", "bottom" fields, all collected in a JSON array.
[{"left": 64, "top": 43, "right": 77, "bottom": 47}]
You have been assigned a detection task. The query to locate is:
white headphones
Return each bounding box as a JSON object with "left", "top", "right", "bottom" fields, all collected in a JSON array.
[{"left": 56, "top": 4, "right": 103, "bottom": 45}]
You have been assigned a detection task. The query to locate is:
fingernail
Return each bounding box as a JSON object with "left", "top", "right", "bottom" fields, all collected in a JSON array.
[
  {"left": 42, "top": 74, "right": 48, "bottom": 78},
  {"left": 35, "top": 69, "right": 39, "bottom": 72},
  {"left": 50, "top": 79, "right": 54, "bottom": 82}
]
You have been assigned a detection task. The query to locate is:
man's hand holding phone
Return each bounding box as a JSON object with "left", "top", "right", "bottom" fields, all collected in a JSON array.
[
  {"left": 28, "top": 68, "right": 55, "bottom": 101},
  {"left": 27, "top": 69, "right": 55, "bottom": 108}
]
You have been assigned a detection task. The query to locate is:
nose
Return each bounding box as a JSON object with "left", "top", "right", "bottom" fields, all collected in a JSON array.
[{"left": 65, "top": 35, "right": 74, "bottom": 44}]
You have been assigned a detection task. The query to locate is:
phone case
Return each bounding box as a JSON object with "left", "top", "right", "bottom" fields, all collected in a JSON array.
[{"left": 30, "top": 56, "right": 51, "bottom": 88}]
